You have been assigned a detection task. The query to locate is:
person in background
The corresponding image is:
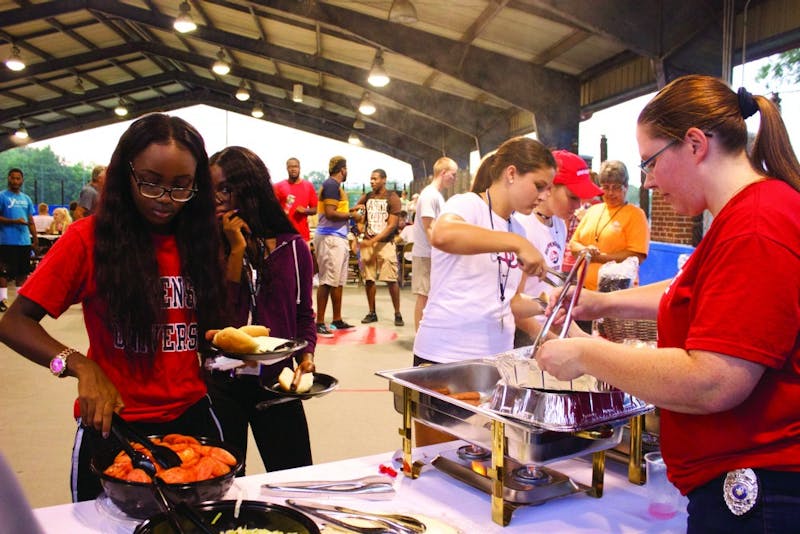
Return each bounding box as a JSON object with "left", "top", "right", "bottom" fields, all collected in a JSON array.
[
  {"left": 0, "top": 168, "right": 38, "bottom": 312},
  {"left": 33, "top": 203, "right": 53, "bottom": 234},
  {"left": 407, "top": 192, "right": 419, "bottom": 222},
  {"left": 410, "top": 157, "right": 457, "bottom": 330},
  {"left": 314, "top": 156, "right": 356, "bottom": 337},
  {"left": 205, "top": 146, "right": 315, "bottom": 473},
  {"left": 0, "top": 114, "right": 226, "bottom": 501},
  {"left": 561, "top": 171, "right": 601, "bottom": 274},
  {"left": 353, "top": 169, "right": 404, "bottom": 326},
  {"left": 74, "top": 165, "right": 105, "bottom": 219},
  {"left": 46, "top": 207, "right": 72, "bottom": 235},
  {"left": 273, "top": 157, "right": 318, "bottom": 243},
  {"left": 68, "top": 201, "right": 78, "bottom": 221},
  {"left": 569, "top": 160, "right": 649, "bottom": 291},
  {"left": 414, "top": 137, "right": 552, "bottom": 365},
  {"left": 537, "top": 75, "right": 800, "bottom": 532},
  {"left": 395, "top": 210, "right": 414, "bottom": 245},
  {"left": 513, "top": 150, "right": 603, "bottom": 346}
]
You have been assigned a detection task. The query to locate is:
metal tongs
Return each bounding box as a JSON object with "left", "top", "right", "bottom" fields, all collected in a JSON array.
[
  {"left": 262, "top": 475, "right": 395, "bottom": 499},
  {"left": 529, "top": 250, "right": 592, "bottom": 392},
  {"left": 287, "top": 499, "right": 426, "bottom": 534}
]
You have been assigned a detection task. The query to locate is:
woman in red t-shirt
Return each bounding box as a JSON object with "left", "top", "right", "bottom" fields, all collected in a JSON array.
[
  {"left": 0, "top": 114, "right": 227, "bottom": 501},
  {"left": 537, "top": 75, "right": 800, "bottom": 532}
]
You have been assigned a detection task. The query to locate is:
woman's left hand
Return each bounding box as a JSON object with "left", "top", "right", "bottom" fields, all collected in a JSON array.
[
  {"left": 536, "top": 338, "right": 589, "bottom": 380},
  {"left": 292, "top": 354, "right": 315, "bottom": 390}
]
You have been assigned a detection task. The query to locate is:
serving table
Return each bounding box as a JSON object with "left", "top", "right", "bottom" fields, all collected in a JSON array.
[{"left": 33, "top": 441, "right": 686, "bottom": 533}]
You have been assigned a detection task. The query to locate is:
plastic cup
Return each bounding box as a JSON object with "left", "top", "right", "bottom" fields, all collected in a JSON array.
[{"left": 644, "top": 451, "right": 681, "bottom": 519}]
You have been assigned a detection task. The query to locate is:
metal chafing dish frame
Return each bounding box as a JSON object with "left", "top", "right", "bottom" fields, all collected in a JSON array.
[{"left": 379, "top": 360, "right": 650, "bottom": 526}]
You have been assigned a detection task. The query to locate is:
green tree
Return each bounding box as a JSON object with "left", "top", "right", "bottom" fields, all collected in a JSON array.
[
  {"left": 756, "top": 48, "right": 800, "bottom": 87},
  {"left": 304, "top": 170, "right": 326, "bottom": 189},
  {"left": 0, "top": 146, "right": 90, "bottom": 206}
]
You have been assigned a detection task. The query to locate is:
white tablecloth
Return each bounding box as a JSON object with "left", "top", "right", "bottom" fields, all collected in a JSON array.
[{"left": 33, "top": 441, "right": 687, "bottom": 533}]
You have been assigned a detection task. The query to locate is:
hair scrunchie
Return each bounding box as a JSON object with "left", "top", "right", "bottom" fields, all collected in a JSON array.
[{"left": 737, "top": 87, "right": 759, "bottom": 119}]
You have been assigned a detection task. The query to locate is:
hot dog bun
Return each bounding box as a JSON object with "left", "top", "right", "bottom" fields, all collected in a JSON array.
[
  {"left": 238, "top": 325, "right": 270, "bottom": 338},
  {"left": 213, "top": 327, "right": 260, "bottom": 354},
  {"left": 277, "top": 367, "right": 314, "bottom": 393}
]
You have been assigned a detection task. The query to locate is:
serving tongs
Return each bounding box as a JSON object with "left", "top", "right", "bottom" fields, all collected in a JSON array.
[
  {"left": 287, "top": 499, "right": 426, "bottom": 534},
  {"left": 111, "top": 412, "right": 182, "bottom": 469},
  {"left": 262, "top": 475, "right": 395, "bottom": 500}
]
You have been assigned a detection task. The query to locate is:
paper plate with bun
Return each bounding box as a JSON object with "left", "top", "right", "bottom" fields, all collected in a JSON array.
[
  {"left": 210, "top": 325, "right": 308, "bottom": 363},
  {"left": 263, "top": 368, "right": 339, "bottom": 400}
]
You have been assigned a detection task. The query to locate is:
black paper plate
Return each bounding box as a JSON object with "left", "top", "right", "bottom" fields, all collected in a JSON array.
[
  {"left": 262, "top": 373, "right": 339, "bottom": 400},
  {"left": 210, "top": 338, "right": 308, "bottom": 363},
  {"left": 133, "top": 499, "right": 321, "bottom": 534}
]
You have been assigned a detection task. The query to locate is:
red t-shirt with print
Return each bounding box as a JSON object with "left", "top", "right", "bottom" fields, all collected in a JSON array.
[
  {"left": 273, "top": 179, "right": 318, "bottom": 241},
  {"left": 20, "top": 217, "right": 206, "bottom": 423}
]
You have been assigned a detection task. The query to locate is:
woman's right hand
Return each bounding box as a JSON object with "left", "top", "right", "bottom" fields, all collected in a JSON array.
[
  {"left": 72, "top": 356, "right": 125, "bottom": 438},
  {"left": 515, "top": 238, "right": 547, "bottom": 279},
  {"left": 546, "top": 286, "right": 604, "bottom": 323},
  {"left": 219, "top": 210, "right": 250, "bottom": 251}
]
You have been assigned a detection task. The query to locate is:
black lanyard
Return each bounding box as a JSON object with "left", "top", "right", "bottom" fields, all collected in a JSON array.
[{"left": 486, "top": 189, "right": 512, "bottom": 329}]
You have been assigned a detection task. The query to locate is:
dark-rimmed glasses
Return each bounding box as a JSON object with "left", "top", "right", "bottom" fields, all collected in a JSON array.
[
  {"left": 129, "top": 162, "right": 197, "bottom": 202},
  {"left": 639, "top": 138, "right": 680, "bottom": 176}
]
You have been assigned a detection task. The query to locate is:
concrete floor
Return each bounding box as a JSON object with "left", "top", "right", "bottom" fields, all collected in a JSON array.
[{"left": 0, "top": 282, "right": 418, "bottom": 509}]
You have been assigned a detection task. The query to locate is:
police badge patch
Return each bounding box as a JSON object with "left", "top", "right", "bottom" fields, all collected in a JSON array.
[{"left": 723, "top": 468, "right": 759, "bottom": 516}]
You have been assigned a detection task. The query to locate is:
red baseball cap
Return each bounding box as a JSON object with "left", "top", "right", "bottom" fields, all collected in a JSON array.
[{"left": 552, "top": 150, "right": 602, "bottom": 199}]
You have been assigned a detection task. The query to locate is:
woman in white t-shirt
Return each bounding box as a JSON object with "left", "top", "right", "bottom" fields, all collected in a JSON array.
[{"left": 413, "top": 137, "right": 556, "bottom": 364}]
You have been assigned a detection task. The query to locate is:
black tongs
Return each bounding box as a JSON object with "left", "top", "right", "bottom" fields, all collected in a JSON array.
[{"left": 111, "top": 413, "right": 182, "bottom": 470}]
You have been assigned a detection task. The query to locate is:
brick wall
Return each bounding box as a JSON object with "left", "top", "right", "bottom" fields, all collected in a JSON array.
[{"left": 649, "top": 191, "right": 695, "bottom": 245}]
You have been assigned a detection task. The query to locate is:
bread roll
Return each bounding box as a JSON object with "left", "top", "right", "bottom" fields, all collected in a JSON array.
[
  {"left": 239, "top": 325, "right": 270, "bottom": 337},
  {"left": 213, "top": 327, "right": 260, "bottom": 354},
  {"left": 277, "top": 367, "right": 314, "bottom": 393}
]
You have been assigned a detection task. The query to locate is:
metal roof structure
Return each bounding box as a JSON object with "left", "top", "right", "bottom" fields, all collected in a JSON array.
[{"left": 2, "top": 0, "right": 799, "bottom": 175}]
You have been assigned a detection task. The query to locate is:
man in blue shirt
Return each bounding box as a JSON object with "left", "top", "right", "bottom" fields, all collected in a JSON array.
[{"left": 0, "top": 168, "right": 38, "bottom": 311}]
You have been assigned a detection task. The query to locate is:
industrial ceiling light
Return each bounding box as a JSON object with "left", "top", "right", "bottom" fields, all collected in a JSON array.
[
  {"left": 173, "top": 1, "right": 197, "bottom": 33},
  {"left": 358, "top": 92, "right": 376, "bottom": 116},
  {"left": 251, "top": 102, "right": 264, "bottom": 118},
  {"left": 72, "top": 76, "right": 85, "bottom": 95},
  {"left": 212, "top": 48, "right": 230, "bottom": 75},
  {"left": 389, "top": 0, "right": 418, "bottom": 24},
  {"left": 114, "top": 98, "right": 129, "bottom": 117},
  {"left": 235, "top": 80, "right": 250, "bottom": 101},
  {"left": 5, "top": 44, "right": 26, "bottom": 71},
  {"left": 348, "top": 132, "right": 362, "bottom": 145},
  {"left": 14, "top": 120, "right": 29, "bottom": 139},
  {"left": 353, "top": 117, "right": 365, "bottom": 130},
  {"left": 367, "top": 50, "right": 390, "bottom": 87},
  {"left": 292, "top": 83, "right": 303, "bottom": 103}
]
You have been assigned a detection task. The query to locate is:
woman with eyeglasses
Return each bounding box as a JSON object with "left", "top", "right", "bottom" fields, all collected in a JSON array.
[
  {"left": 0, "top": 113, "right": 227, "bottom": 501},
  {"left": 537, "top": 75, "right": 800, "bottom": 532},
  {"left": 568, "top": 159, "right": 650, "bottom": 293},
  {"left": 203, "top": 146, "right": 315, "bottom": 474}
]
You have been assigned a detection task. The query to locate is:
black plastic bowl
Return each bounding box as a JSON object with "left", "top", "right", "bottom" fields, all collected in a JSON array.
[
  {"left": 133, "top": 500, "right": 321, "bottom": 534},
  {"left": 91, "top": 435, "right": 244, "bottom": 519}
]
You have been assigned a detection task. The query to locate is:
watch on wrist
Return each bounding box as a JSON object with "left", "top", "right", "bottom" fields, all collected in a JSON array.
[{"left": 49, "top": 348, "right": 77, "bottom": 378}]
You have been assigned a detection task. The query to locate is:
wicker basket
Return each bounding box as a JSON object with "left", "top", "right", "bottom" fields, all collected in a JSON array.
[{"left": 597, "top": 318, "right": 658, "bottom": 344}]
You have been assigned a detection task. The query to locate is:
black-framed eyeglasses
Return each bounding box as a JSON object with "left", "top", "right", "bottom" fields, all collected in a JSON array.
[
  {"left": 129, "top": 162, "right": 197, "bottom": 202},
  {"left": 639, "top": 138, "right": 680, "bottom": 176}
]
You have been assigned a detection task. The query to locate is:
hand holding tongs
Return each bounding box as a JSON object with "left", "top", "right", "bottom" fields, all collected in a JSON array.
[
  {"left": 530, "top": 249, "right": 592, "bottom": 354},
  {"left": 262, "top": 475, "right": 395, "bottom": 499},
  {"left": 286, "top": 499, "right": 426, "bottom": 534}
]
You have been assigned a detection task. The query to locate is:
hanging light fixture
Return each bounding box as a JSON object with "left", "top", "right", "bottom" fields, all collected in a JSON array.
[
  {"left": 367, "top": 50, "right": 390, "bottom": 88},
  {"left": 114, "top": 98, "right": 129, "bottom": 117},
  {"left": 14, "top": 120, "right": 29, "bottom": 139},
  {"left": 173, "top": 1, "right": 197, "bottom": 33},
  {"left": 72, "top": 76, "right": 85, "bottom": 95},
  {"left": 292, "top": 83, "right": 303, "bottom": 103},
  {"left": 358, "top": 92, "right": 376, "bottom": 116},
  {"left": 353, "top": 117, "right": 365, "bottom": 130},
  {"left": 5, "top": 44, "right": 26, "bottom": 71},
  {"left": 212, "top": 48, "right": 230, "bottom": 75},
  {"left": 235, "top": 80, "right": 250, "bottom": 101},
  {"left": 388, "top": 0, "right": 418, "bottom": 24},
  {"left": 251, "top": 102, "right": 264, "bottom": 118},
  {"left": 348, "top": 132, "right": 362, "bottom": 145}
]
